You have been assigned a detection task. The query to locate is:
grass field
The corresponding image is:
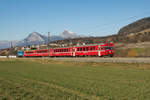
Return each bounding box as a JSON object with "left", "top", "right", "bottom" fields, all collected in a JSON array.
[{"left": 0, "top": 59, "right": 150, "bottom": 100}]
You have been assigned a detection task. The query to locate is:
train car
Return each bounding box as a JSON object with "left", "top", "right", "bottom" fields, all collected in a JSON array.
[
  {"left": 74, "top": 45, "right": 98, "bottom": 57},
  {"left": 52, "top": 47, "right": 73, "bottom": 57},
  {"left": 74, "top": 43, "right": 114, "bottom": 57},
  {"left": 34, "top": 49, "right": 49, "bottom": 57}
]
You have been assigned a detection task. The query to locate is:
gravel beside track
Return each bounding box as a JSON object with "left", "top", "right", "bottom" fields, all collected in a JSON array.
[{"left": 47, "top": 57, "right": 150, "bottom": 63}]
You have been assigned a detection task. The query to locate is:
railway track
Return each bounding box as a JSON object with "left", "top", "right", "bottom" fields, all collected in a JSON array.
[{"left": 44, "top": 57, "right": 150, "bottom": 64}]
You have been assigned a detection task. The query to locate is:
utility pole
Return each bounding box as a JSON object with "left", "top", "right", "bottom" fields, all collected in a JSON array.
[
  {"left": 9, "top": 41, "right": 13, "bottom": 56},
  {"left": 48, "top": 32, "right": 50, "bottom": 56}
]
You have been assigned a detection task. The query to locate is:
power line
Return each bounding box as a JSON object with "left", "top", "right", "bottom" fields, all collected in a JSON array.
[{"left": 81, "top": 10, "right": 150, "bottom": 34}]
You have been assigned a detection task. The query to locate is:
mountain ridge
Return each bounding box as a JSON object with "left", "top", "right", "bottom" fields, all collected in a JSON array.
[
  {"left": 0, "top": 30, "right": 81, "bottom": 49},
  {"left": 118, "top": 17, "right": 150, "bottom": 36}
]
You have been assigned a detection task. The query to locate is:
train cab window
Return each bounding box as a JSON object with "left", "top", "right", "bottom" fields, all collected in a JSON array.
[
  {"left": 86, "top": 47, "right": 89, "bottom": 51},
  {"left": 83, "top": 47, "right": 85, "bottom": 51},
  {"left": 105, "top": 46, "right": 110, "bottom": 50}
]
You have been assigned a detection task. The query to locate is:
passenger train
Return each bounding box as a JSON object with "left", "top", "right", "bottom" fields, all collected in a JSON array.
[{"left": 17, "top": 43, "right": 114, "bottom": 57}]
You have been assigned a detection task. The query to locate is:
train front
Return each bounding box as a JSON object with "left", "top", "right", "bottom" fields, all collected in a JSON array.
[{"left": 105, "top": 43, "right": 114, "bottom": 57}]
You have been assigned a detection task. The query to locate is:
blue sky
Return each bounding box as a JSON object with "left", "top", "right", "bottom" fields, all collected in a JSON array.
[{"left": 0, "top": 0, "right": 150, "bottom": 40}]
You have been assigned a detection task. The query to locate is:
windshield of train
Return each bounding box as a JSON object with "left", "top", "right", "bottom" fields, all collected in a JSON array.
[{"left": 105, "top": 46, "right": 114, "bottom": 50}]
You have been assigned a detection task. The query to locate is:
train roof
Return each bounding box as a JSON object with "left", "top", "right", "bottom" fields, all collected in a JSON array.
[{"left": 24, "top": 43, "right": 114, "bottom": 51}]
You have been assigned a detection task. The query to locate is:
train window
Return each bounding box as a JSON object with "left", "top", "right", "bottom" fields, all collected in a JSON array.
[
  {"left": 93, "top": 46, "right": 95, "bottom": 50},
  {"left": 83, "top": 47, "right": 85, "bottom": 51},
  {"left": 86, "top": 47, "right": 89, "bottom": 51},
  {"left": 26, "top": 51, "right": 33, "bottom": 54},
  {"left": 67, "top": 49, "right": 68, "bottom": 52},
  {"left": 77, "top": 48, "right": 79, "bottom": 51},
  {"left": 80, "top": 48, "right": 82, "bottom": 51},
  {"left": 90, "top": 47, "right": 93, "bottom": 51},
  {"left": 60, "top": 49, "right": 61, "bottom": 52}
]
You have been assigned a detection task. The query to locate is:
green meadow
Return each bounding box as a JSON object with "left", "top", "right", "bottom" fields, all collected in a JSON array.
[{"left": 0, "top": 59, "right": 150, "bottom": 100}]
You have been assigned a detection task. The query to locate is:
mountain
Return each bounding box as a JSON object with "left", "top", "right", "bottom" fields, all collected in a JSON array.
[
  {"left": 24, "top": 32, "right": 47, "bottom": 42},
  {"left": 19, "top": 32, "right": 64, "bottom": 46},
  {"left": 118, "top": 17, "right": 150, "bottom": 36},
  {"left": 0, "top": 41, "right": 10, "bottom": 49},
  {"left": 61, "top": 30, "right": 80, "bottom": 39},
  {"left": 21, "top": 32, "right": 47, "bottom": 46}
]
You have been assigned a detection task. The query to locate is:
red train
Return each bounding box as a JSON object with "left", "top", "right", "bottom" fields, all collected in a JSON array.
[{"left": 23, "top": 43, "right": 114, "bottom": 57}]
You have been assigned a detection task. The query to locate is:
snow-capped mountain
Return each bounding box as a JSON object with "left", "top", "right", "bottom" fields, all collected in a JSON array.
[{"left": 61, "top": 30, "right": 80, "bottom": 39}]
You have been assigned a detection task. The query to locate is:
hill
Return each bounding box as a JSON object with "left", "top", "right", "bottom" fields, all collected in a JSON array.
[{"left": 118, "top": 17, "right": 150, "bottom": 36}]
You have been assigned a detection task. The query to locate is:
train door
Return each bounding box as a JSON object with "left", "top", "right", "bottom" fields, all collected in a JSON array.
[
  {"left": 50, "top": 49, "right": 54, "bottom": 57},
  {"left": 73, "top": 48, "right": 76, "bottom": 57},
  {"left": 98, "top": 46, "right": 101, "bottom": 57}
]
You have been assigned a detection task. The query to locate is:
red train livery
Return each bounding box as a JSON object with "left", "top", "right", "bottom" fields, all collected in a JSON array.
[{"left": 24, "top": 43, "right": 114, "bottom": 57}]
